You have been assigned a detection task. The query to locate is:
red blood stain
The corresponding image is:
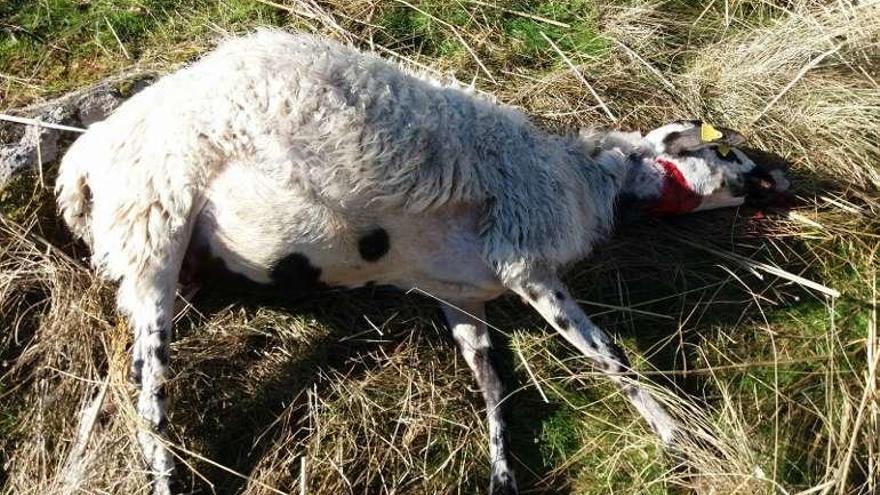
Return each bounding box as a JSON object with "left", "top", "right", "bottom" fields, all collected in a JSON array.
[{"left": 649, "top": 158, "right": 702, "bottom": 216}]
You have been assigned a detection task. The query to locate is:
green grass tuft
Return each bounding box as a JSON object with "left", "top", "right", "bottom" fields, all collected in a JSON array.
[
  {"left": 539, "top": 407, "right": 583, "bottom": 465},
  {"left": 503, "top": 0, "right": 607, "bottom": 62},
  {"left": 375, "top": 4, "right": 465, "bottom": 58},
  {"left": 0, "top": 0, "right": 285, "bottom": 104}
]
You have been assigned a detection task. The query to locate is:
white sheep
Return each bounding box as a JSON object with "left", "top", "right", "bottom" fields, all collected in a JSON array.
[{"left": 56, "top": 29, "right": 788, "bottom": 495}]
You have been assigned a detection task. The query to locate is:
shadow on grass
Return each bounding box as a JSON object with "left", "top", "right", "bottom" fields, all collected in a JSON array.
[{"left": 170, "top": 274, "right": 570, "bottom": 494}]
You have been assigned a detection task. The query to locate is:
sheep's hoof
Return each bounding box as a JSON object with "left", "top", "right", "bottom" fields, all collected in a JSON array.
[
  {"left": 151, "top": 479, "right": 172, "bottom": 495},
  {"left": 490, "top": 471, "right": 518, "bottom": 495}
]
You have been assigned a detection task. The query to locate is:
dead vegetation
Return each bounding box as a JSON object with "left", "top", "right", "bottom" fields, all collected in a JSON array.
[{"left": 1, "top": 1, "right": 879, "bottom": 494}]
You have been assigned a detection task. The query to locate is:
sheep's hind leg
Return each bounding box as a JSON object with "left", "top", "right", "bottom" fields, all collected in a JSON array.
[
  {"left": 510, "top": 273, "right": 679, "bottom": 444},
  {"left": 117, "top": 248, "right": 188, "bottom": 495},
  {"left": 442, "top": 301, "right": 518, "bottom": 495}
]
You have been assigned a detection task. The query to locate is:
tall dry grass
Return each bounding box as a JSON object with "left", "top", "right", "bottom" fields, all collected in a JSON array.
[{"left": 2, "top": 0, "right": 879, "bottom": 493}]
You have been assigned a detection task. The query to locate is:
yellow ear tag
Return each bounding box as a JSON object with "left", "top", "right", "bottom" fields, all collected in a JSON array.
[
  {"left": 717, "top": 143, "right": 731, "bottom": 156},
  {"left": 701, "top": 123, "right": 723, "bottom": 142}
]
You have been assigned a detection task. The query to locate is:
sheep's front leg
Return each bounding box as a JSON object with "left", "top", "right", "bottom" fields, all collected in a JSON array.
[
  {"left": 512, "top": 275, "right": 679, "bottom": 444},
  {"left": 118, "top": 264, "right": 181, "bottom": 495},
  {"left": 442, "top": 302, "right": 518, "bottom": 495}
]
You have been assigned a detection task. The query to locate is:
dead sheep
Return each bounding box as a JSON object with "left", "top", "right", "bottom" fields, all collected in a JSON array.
[{"left": 55, "top": 29, "right": 789, "bottom": 495}]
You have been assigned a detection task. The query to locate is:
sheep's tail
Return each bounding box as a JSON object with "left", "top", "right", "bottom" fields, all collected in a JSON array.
[{"left": 55, "top": 130, "right": 95, "bottom": 244}]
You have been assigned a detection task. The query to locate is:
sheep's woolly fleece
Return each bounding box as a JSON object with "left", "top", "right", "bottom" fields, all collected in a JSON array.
[{"left": 57, "top": 29, "right": 625, "bottom": 287}]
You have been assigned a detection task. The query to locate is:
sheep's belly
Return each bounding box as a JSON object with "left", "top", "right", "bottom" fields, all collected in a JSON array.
[{"left": 188, "top": 165, "right": 504, "bottom": 301}]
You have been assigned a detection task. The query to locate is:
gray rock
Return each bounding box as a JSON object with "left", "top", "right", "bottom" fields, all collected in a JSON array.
[
  {"left": 1, "top": 71, "right": 156, "bottom": 188},
  {"left": 78, "top": 92, "right": 124, "bottom": 127}
]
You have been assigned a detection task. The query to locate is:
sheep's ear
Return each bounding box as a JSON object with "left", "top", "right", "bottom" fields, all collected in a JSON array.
[{"left": 663, "top": 123, "right": 746, "bottom": 155}]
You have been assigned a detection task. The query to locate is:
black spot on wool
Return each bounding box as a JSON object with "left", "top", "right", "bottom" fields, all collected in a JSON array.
[
  {"left": 271, "top": 253, "right": 324, "bottom": 292},
  {"left": 357, "top": 227, "right": 390, "bottom": 262},
  {"left": 188, "top": 247, "right": 333, "bottom": 302}
]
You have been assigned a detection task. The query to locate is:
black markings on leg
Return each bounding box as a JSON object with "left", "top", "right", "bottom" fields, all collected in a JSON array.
[
  {"left": 514, "top": 275, "right": 680, "bottom": 447},
  {"left": 554, "top": 315, "right": 571, "bottom": 330},
  {"left": 153, "top": 346, "right": 169, "bottom": 367},
  {"left": 444, "top": 304, "right": 518, "bottom": 494},
  {"left": 606, "top": 340, "right": 631, "bottom": 369},
  {"left": 357, "top": 227, "right": 390, "bottom": 262},
  {"left": 155, "top": 385, "right": 167, "bottom": 401},
  {"left": 524, "top": 287, "right": 539, "bottom": 301}
]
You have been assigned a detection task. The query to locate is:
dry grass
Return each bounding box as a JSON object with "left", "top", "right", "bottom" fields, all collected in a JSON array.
[{"left": 2, "top": 0, "right": 879, "bottom": 494}]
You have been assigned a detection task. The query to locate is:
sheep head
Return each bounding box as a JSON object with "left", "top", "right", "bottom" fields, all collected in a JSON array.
[{"left": 625, "top": 120, "right": 791, "bottom": 215}]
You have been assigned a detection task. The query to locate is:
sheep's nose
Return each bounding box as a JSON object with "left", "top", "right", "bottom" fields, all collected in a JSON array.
[
  {"left": 744, "top": 166, "right": 792, "bottom": 207},
  {"left": 769, "top": 169, "right": 790, "bottom": 191}
]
